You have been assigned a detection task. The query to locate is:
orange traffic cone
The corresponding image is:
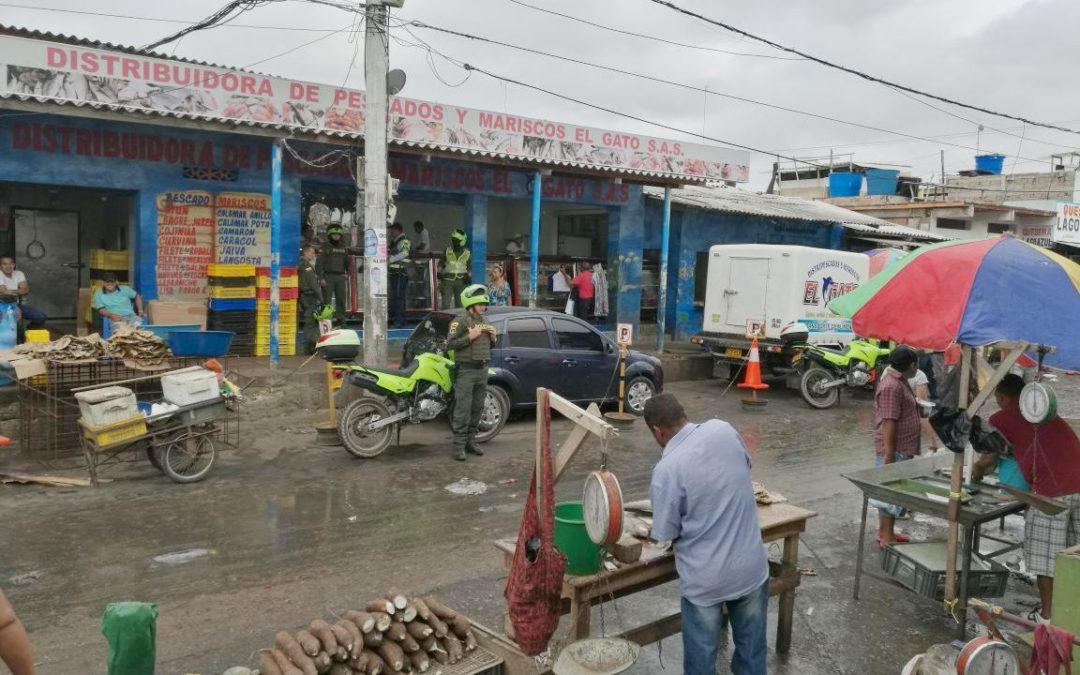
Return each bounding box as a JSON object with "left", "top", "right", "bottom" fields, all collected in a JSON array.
[{"left": 738, "top": 335, "right": 769, "bottom": 407}]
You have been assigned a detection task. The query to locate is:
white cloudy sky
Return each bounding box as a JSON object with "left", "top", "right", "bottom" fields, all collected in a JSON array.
[{"left": 5, "top": 0, "right": 1080, "bottom": 188}]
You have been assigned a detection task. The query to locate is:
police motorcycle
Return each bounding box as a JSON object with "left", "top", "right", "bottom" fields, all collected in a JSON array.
[
  {"left": 781, "top": 322, "right": 891, "bottom": 409},
  {"left": 315, "top": 289, "right": 509, "bottom": 458}
]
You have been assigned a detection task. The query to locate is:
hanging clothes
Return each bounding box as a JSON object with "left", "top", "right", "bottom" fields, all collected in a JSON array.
[{"left": 592, "top": 263, "right": 609, "bottom": 317}]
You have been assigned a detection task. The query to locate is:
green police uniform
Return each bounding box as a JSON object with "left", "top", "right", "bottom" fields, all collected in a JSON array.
[
  {"left": 388, "top": 233, "right": 412, "bottom": 327},
  {"left": 439, "top": 246, "right": 471, "bottom": 309},
  {"left": 317, "top": 239, "right": 355, "bottom": 320},
  {"left": 446, "top": 311, "right": 493, "bottom": 459},
  {"left": 298, "top": 258, "right": 323, "bottom": 354}
]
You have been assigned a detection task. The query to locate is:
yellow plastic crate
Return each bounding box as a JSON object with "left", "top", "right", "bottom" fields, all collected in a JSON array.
[
  {"left": 81, "top": 415, "right": 148, "bottom": 447},
  {"left": 255, "top": 344, "right": 297, "bottom": 356},
  {"left": 208, "top": 286, "right": 256, "bottom": 299},
  {"left": 256, "top": 276, "right": 299, "bottom": 289},
  {"left": 89, "top": 249, "right": 129, "bottom": 270},
  {"left": 206, "top": 263, "right": 256, "bottom": 278},
  {"left": 25, "top": 329, "right": 50, "bottom": 343}
]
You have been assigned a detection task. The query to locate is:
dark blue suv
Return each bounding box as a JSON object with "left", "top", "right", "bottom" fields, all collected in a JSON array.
[{"left": 403, "top": 307, "right": 663, "bottom": 414}]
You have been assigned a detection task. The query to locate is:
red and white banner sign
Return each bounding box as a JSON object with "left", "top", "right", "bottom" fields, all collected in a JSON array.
[{"left": 1, "top": 35, "right": 750, "bottom": 182}]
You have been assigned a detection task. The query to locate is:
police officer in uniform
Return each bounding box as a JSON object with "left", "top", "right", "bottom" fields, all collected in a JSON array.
[
  {"left": 298, "top": 244, "right": 323, "bottom": 354},
  {"left": 439, "top": 229, "right": 471, "bottom": 309},
  {"left": 445, "top": 284, "right": 495, "bottom": 461},
  {"left": 317, "top": 224, "right": 360, "bottom": 321},
  {"left": 388, "top": 222, "right": 412, "bottom": 328}
]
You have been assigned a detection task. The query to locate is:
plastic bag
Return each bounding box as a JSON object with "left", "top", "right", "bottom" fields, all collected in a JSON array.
[
  {"left": 101, "top": 601, "right": 158, "bottom": 675},
  {"left": 970, "top": 416, "right": 1010, "bottom": 455},
  {"left": 564, "top": 296, "right": 575, "bottom": 315},
  {"left": 929, "top": 407, "right": 971, "bottom": 454}
]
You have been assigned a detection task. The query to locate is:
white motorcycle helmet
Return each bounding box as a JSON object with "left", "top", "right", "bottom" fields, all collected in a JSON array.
[{"left": 780, "top": 322, "right": 810, "bottom": 344}]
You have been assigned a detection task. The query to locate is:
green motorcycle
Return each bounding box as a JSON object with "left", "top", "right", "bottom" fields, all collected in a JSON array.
[
  {"left": 316, "top": 329, "right": 510, "bottom": 458},
  {"left": 781, "top": 322, "right": 891, "bottom": 409}
]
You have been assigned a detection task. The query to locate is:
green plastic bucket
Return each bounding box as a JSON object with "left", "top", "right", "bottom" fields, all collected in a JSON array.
[{"left": 554, "top": 501, "right": 603, "bottom": 575}]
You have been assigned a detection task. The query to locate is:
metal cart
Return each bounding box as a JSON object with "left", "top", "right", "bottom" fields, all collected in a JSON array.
[{"left": 78, "top": 390, "right": 239, "bottom": 486}]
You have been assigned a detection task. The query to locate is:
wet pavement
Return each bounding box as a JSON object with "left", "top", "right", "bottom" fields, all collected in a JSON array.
[{"left": 3, "top": 374, "right": 1078, "bottom": 674}]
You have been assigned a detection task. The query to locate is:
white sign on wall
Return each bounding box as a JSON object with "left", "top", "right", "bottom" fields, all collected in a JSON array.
[
  {"left": 616, "top": 323, "right": 633, "bottom": 346},
  {"left": 1055, "top": 202, "right": 1080, "bottom": 246}
]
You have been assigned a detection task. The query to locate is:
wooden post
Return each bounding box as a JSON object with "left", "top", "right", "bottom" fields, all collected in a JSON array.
[
  {"left": 536, "top": 388, "right": 547, "bottom": 521},
  {"left": 943, "top": 346, "right": 972, "bottom": 605}
]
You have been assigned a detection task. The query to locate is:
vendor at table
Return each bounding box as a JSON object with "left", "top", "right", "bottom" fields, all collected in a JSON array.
[
  {"left": 92, "top": 273, "right": 144, "bottom": 327},
  {"left": 971, "top": 374, "right": 1080, "bottom": 624},
  {"left": 645, "top": 393, "right": 769, "bottom": 675}
]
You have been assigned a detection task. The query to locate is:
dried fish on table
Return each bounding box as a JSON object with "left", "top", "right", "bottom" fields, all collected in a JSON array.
[{"left": 13, "top": 327, "right": 172, "bottom": 367}]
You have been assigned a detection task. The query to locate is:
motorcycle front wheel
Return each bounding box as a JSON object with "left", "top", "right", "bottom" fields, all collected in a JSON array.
[
  {"left": 800, "top": 366, "right": 841, "bottom": 409},
  {"left": 338, "top": 397, "right": 395, "bottom": 458}
]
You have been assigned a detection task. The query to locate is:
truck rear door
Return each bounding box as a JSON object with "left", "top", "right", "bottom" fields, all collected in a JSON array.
[{"left": 722, "top": 257, "right": 770, "bottom": 332}]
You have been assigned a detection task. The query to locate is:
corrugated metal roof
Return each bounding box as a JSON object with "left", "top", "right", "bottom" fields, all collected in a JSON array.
[{"left": 643, "top": 184, "right": 947, "bottom": 240}]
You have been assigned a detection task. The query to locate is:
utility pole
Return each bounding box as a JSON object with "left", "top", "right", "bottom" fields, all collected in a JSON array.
[{"left": 362, "top": 0, "right": 391, "bottom": 366}]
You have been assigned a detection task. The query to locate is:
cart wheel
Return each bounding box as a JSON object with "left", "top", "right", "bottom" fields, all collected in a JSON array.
[
  {"left": 144, "top": 442, "right": 164, "bottom": 473},
  {"left": 161, "top": 430, "right": 217, "bottom": 483}
]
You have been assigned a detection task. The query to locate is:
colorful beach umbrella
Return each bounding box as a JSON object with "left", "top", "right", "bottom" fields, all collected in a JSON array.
[
  {"left": 829, "top": 236, "right": 1080, "bottom": 370},
  {"left": 864, "top": 248, "right": 907, "bottom": 277}
]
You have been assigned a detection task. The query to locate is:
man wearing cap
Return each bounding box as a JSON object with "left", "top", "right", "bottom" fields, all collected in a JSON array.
[
  {"left": 439, "top": 229, "right": 471, "bottom": 309},
  {"left": 317, "top": 224, "right": 360, "bottom": 322}
]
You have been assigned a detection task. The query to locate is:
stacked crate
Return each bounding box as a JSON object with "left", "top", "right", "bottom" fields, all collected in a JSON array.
[
  {"left": 206, "top": 263, "right": 257, "bottom": 356},
  {"left": 88, "top": 249, "right": 130, "bottom": 323},
  {"left": 255, "top": 266, "right": 298, "bottom": 356}
]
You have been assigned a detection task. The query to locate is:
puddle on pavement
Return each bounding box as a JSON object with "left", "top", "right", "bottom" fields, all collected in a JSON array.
[{"left": 444, "top": 478, "right": 489, "bottom": 496}]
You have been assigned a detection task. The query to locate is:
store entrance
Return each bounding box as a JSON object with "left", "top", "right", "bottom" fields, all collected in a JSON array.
[{"left": 1, "top": 183, "right": 134, "bottom": 325}]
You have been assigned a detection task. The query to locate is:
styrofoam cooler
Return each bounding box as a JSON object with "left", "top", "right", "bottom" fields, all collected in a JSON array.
[
  {"left": 75, "top": 386, "right": 139, "bottom": 426},
  {"left": 161, "top": 367, "right": 221, "bottom": 406}
]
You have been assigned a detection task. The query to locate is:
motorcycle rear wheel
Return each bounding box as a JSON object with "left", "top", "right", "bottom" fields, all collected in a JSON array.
[
  {"left": 338, "top": 398, "right": 394, "bottom": 458},
  {"left": 800, "top": 366, "right": 840, "bottom": 409}
]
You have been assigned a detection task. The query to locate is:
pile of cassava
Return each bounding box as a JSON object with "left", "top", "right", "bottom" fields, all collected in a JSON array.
[{"left": 256, "top": 591, "right": 479, "bottom": 675}]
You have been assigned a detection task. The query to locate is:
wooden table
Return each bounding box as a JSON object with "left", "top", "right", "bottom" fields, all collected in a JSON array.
[{"left": 494, "top": 501, "right": 816, "bottom": 654}]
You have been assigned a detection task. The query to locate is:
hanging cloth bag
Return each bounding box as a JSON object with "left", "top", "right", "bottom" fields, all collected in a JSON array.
[{"left": 503, "top": 402, "right": 567, "bottom": 656}]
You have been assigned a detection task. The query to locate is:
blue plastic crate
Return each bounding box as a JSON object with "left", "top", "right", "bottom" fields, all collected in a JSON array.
[
  {"left": 167, "top": 330, "right": 234, "bottom": 357},
  {"left": 208, "top": 298, "right": 256, "bottom": 311}
]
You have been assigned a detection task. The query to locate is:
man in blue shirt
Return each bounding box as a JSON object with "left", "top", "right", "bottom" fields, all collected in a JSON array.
[{"left": 646, "top": 393, "right": 769, "bottom": 675}]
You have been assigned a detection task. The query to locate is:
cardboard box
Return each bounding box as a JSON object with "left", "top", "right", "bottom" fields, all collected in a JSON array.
[
  {"left": 0, "top": 350, "right": 47, "bottom": 380},
  {"left": 147, "top": 300, "right": 207, "bottom": 330}
]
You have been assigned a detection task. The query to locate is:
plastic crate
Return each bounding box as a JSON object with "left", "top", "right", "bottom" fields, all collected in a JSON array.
[
  {"left": 208, "top": 276, "right": 256, "bottom": 288},
  {"left": 89, "top": 268, "right": 130, "bottom": 282},
  {"left": 256, "top": 275, "right": 299, "bottom": 289},
  {"left": 207, "top": 298, "right": 257, "bottom": 312},
  {"left": 208, "top": 286, "right": 256, "bottom": 299},
  {"left": 255, "top": 343, "right": 297, "bottom": 356},
  {"left": 75, "top": 386, "right": 138, "bottom": 426},
  {"left": 89, "top": 249, "right": 129, "bottom": 270},
  {"left": 167, "top": 331, "right": 234, "bottom": 357},
  {"left": 175, "top": 401, "right": 227, "bottom": 425},
  {"left": 82, "top": 415, "right": 148, "bottom": 447},
  {"left": 206, "top": 263, "right": 256, "bottom": 278},
  {"left": 256, "top": 286, "right": 299, "bottom": 300},
  {"left": 881, "top": 542, "right": 1008, "bottom": 600},
  {"left": 256, "top": 266, "right": 297, "bottom": 277},
  {"left": 25, "top": 329, "right": 50, "bottom": 343}
]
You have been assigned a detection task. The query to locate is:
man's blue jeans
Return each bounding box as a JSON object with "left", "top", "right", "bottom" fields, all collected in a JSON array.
[{"left": 681, "top": 579, "right": 768, "bottom": 675}]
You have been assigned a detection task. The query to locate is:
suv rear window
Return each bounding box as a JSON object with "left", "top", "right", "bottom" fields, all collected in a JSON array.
[
  {"left": 507, "top": 317, "right": 550, "bottom": 349},
  {"left": 553, "top": 318, "right": 604, "bottom": 352}
]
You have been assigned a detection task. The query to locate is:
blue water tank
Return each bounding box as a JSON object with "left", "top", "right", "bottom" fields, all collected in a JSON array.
[
  {"left": 828, "top": 172, "right": 863, "bottom": 197},
  {"left": 975, "top": 154, "right": 1005, "bottom": 175},
  {"left": 864, "top": 169, "right": 900, "bottom": 196}
]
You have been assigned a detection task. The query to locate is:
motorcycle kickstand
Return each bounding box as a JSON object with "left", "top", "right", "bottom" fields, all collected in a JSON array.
[{"left": 395, "top": 424, "right": 401, "bottom": 447}]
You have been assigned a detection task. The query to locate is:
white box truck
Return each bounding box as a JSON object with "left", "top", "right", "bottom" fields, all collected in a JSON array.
[{"left": 691, "top": 244, "right": 869, "bottom": 381}]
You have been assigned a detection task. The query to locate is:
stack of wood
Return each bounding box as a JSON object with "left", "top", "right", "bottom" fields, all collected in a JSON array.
[{"left": 257, "top": 592, "right": 478, "bottom": 675}]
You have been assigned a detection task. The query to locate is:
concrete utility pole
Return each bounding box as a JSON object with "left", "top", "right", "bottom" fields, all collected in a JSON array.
[{"left": 362, "top": 0, "right": 391, "bottom": 366}]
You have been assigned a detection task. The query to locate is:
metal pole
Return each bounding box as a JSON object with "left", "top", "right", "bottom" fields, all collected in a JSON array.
[
  {"left": 362, "top": 0, "right": 390, "bottom": 366},
  {"left": 528, "top": 170, "right": 542, "bottom": 308},
  {"left": 617, "top": 345, "right": 627, "bottom": 415},
  {"left": 657, "top": 185, "right": 672, "bottom": 353},
  {"left": 269, "top": 140, "right": 283, "bottom": 368}
]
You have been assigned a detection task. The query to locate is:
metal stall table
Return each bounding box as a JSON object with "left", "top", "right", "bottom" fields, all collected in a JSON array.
[
  {"left": 494, "top": 501, "right": 815, "bottom": 664},
  {"left": 844, "top": 454, "right": 1025, "bottom": 638}
]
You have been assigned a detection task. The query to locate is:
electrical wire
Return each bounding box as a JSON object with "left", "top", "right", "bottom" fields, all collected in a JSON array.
[
  {"left": 506, "top": 0, "right": 804, "bottom": 61},
  {"left": 144, "top": 0, "right": 273, "bottom": 50},
  {"left": 402, "top": 20, "right": 1051, "bottom": 165},
  {"left": 647, "top": 0, "right": 1080, "bottom": 136},
  {"left": 0, "top": 1, "right": 344, "bottom": 30}
]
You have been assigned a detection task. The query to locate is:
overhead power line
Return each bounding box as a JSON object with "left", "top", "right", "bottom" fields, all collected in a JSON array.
[
  {"left": 505, "top": 0, "right": 803, "bottom": 61},
  {"left": 404, "top": 20, "right": 1050, "bottom": 165},
  {"left": 0, "top": 2, "right": 341, "bottom": 31},
  {"left": 647, "top": 0, "right": 1080, "bottom": 136},
  {"left": 144, "top": 0, "right": 273, "bottom": 50}
]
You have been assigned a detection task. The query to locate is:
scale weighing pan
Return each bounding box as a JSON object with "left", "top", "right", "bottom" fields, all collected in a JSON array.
[{"left": 553, "top": 638, "right": 640, "bottom": 675}]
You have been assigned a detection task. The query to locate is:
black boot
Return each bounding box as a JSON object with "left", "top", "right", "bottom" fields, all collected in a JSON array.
[
  {"left": 466, "top": 442, "right": 484, "bottom": 456},
  {"left": 452, "top": 447, "right": 467, "bottom": 461}
]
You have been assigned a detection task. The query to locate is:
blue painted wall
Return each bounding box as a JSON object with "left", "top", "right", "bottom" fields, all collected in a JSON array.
[
  {"left": 644, "top": 199, "right": 842, "bottom": 341},
  {"left": 0, "top": 114, "right": 307, "bottom": 300}
]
